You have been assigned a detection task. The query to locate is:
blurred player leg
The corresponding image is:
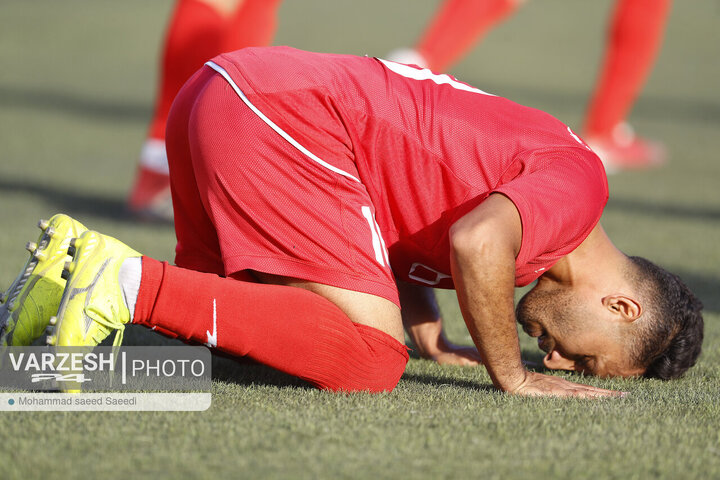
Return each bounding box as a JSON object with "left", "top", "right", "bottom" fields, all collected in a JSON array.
[
  {"left": 388, "top": 0, "right": 522, "bottom": 71},
  {"left": 584, "top": 0, "right": 672, "bottom": 171},
  {"left": 128, "top": 0, "right": 282, "bottom": 221},
  {"left": 129, "top": 0, "right": 229, "bottom": 221},
  {"left": 221, "top": 0, "right": 280, "bottom": 52}
]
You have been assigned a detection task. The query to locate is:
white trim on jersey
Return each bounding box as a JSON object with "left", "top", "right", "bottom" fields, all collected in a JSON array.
[
  {"left": 204, "top": 61, "right": 362, "bottom": 184},
  {"left": 361, "top": 206, "right": 387, "bottom": 267},
  {"left": 373, "top": 214, "right": 390, "bottom": 266},
  {"left": 378, "top": 58, "right": 495, "bottom": 97}
]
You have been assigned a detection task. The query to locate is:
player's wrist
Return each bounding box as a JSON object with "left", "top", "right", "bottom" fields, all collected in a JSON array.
[
  {"left": 492, "top": 367, "right": 529, "bottom": 393},
  {"left": 414, "top": 335, "right": 443, "bottom": 360},
  {"left": 407, "top": 319, "right": 445, "bottom": 358}
]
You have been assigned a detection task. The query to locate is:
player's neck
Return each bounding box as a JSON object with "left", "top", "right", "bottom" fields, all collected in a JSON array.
[{"left": 545, "top": 224, "right": 628, "bottom": 287}]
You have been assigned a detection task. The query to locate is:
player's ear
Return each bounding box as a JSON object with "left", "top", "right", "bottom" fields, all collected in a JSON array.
[
  {"left": 602, "top": 294, "right": 642, "bottom": 322},
  {"left": 543, "top": 350, "right": 575, "bottom": 371}
]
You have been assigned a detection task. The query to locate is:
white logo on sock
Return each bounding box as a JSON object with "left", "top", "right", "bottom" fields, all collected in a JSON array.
[{"left": 205, "top": 299, "right": 217, "bottom": 348}]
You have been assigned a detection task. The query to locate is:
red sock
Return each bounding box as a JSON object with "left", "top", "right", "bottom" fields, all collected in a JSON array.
[
  {"left": 584, "top": 0, "right": 672, "bottom": 137},
  {"left": 416, "top": 0, "right": 518, "bottom": 72},
  {"left": 133, "top": 257, "right": 409, "bottom": 393}
]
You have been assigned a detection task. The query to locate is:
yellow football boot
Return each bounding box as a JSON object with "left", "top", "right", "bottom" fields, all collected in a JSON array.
[
  {"left": 47, "top": 230, "right": 142, "bottom": 348},
  {"left": 0, "top": 214, "right": 87, "bottom": 346}
]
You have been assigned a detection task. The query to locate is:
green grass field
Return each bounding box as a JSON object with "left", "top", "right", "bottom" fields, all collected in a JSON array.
[{"left": 1, "top": 1, "right": 719, "bottom": 478}]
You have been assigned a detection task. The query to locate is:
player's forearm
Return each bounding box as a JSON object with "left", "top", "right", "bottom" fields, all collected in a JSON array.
[
  {"left": 445, "top": 193, "right": 524, "bottom": 383},
  {"left": 449, "top": 229, "right": 526, "bottom": 391}
]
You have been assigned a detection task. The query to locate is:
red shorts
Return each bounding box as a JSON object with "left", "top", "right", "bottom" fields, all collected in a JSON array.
[{"left": 165, "top": 65, "right": 399, "bottom": 305}]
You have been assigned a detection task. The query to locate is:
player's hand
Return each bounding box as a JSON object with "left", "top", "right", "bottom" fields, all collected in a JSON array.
[
  {"left": 430, "top": 342, "right": 483, "bottom": 366},
  {"left": 507, "top": 371, "right": 626, "bottom": 398}
]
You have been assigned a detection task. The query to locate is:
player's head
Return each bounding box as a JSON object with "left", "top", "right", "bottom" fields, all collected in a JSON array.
[{"left": 515, "top": 255, "right": 704, "bottom": 379}]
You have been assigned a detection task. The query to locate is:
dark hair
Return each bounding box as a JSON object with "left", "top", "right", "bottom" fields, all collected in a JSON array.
[{"left": 628, "top": 256, "right": 704, "bottom": 380}]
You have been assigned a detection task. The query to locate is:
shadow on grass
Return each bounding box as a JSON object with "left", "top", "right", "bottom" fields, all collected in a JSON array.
[
  {"left": 0, "top": 84, "right": 149, "bottom": 124},
  {"left": 606, "top": 197, "right": 720, "bottom": 222},
  {"left": 212, "top": 355, "right": 313, "bottom": 390},
  {"left": 122, "top": 326, "right": 314, "bottom": 389},
  {"left": 6, "top": 171, "right": 720, "bottom": 226},
  {"left": 211, "top": 357, "right": 499, "bottom": 393},
  {"left": 401, "top": 372, "right": 495, "bottom": 392},
  {"left": 6, "top": 83, "right": 719, "bottom": 127},
  {"left": 478, "top": 82, "right": 720, "bottom": 125},
  {"left": 125, "top": 327, "right": 500, "bottom": 391},
  {"left": 0, "top": 176, "right": 171, "bottom": 226}
]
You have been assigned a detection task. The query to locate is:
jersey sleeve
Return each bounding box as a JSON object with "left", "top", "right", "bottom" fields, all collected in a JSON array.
[{"left": 493, "top": 147, "right": 609, "bottom": 286}]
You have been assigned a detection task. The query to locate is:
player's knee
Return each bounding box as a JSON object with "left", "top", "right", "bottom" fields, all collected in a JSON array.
[
  {"left": 370, "top": 348, "right": 409, "bottom": 393},
  {"left": 345, "top": 324, "right": 409, "bottom": 393}
]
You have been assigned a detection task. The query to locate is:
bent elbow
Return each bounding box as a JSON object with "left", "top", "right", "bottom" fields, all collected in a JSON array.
[
  {"left": 449, "top": 221, "right": 487, "bottom": 260},
  {"left": 449, "top": 221, "right": 515, "bottom": 265}
]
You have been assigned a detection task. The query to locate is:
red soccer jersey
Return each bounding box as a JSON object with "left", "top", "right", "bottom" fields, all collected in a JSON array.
[{"left": 210, "top": 47, "right": 608, "bottom": 288}]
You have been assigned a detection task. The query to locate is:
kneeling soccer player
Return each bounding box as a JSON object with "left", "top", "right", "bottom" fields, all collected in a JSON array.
[{"left": 0, "top": 47, "right": 703, "bottom": 396}]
